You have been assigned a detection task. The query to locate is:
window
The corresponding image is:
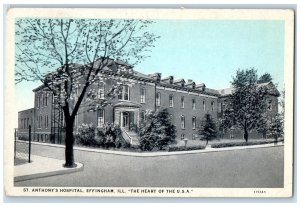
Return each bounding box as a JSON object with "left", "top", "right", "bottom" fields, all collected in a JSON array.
[
  {"left": 140, "top": 88, "right": 146, "bottom": 103},
  {"left": 45, "top": 94, "right": 48, "bottom": 106},
  {"left": 192, "top": 99, "right": 196, "bottom": 110},
  {"left": 192, "top": 134, "right": 196, "bottom": 140},
  {"left": 74, "top": 113, "right": 79, "bottom": 128},
  {"left": 181, "top": 134, "right": 185, "bottom": 140},
  {"left": 181, "top": 96, "right": 185, "bottom": 108},
  {"left": 169, "top": 94, "right": 174, "bottom": 107},
  {"left": 38, "top": 116, "right": 42, "bottom": 128},
  {"left": 37, "top": 95, "right": 40, "bottom": 108},
  {"left": 41, "top": 134, "right": 44, "bottom": 142},
  {"left": 45, "top": 115, "right": 49, "bottom": 129},
  {"left": 124, "top": 85, "right": 129, "bottom": 100},
  {"left": 156, "top": 92, "right": 161, "bottom": 106},
  {"left": 181, "top": 115, "right": 185, "bottom": 129},
  {"left": 218, "top": 102, "right": 222, "bottom": 112},
  {"left": 118, "top": 85, "right": 130, "bottom": 100},
  {"left": 203, "top": 99, "right": 206, "bottom": 111},
  {"left": 141, "top": 111, "right": 146, "bottom": 121},
  {"left": 211, "top": 101, "right": 214, "bottom": 111},
  {"left": 98, "top": 83, "right": 105, "bottom": 99},
  {"left": 44, "top": 94, "right": 46, "bottom": 106},
  {"left": 268, "top": 100, "right": 272, "bottom": 110},
  {"left": 23, "top": 118, "right": 26, "bottom": 129},
  {"left": 45, "top": 134, "right": 48, "bottom": 142},
  {"left": 27, "top": 118, "right": 29, "bottom": 128},
  {"left": 192, "top": 116, "right": 196, "bottom": 129},
  {"left": 97, "top": 109, "right": 105, "bottom": 127}
]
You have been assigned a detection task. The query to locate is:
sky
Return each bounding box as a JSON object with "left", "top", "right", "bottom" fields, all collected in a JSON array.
[{"left": 15, "top": 19, "right": 285, "bottom": 113}]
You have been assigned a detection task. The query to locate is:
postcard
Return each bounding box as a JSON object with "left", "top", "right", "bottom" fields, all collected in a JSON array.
[{"left": 4, "top": 8, "right": 294, "bottom": 197}]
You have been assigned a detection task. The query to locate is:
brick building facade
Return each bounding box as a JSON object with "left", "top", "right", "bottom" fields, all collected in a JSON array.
[{"left": 18, "top": 60, "right": 280, "bottom": 145}]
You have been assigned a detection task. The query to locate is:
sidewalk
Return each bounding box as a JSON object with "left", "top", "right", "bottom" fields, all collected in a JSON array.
[
  {"left": 14, "top": 154, "right": 83, "bottom": 182},
  {"left": 18, "top": 140, "right": 284, "bottom": 157}
]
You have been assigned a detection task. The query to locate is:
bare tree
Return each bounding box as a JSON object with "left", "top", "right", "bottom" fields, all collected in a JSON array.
[{"left": 15, "top": 18, "right": 159, "bottom": 167}]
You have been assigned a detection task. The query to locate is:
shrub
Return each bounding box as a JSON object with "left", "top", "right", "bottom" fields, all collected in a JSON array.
[
  {"left": 18, "top": 135, "right": 29, "bottom": 141},
  {"left": 96, "top": 123, "right": 128, "bottom": 148},
  {"left": 75, "top": 123, "right": 130, "bottom": 149},
  {"left": 199, "top": 113, "right": 218, "bottom": 145},
  {"left": 139, "top": 109, "right": 176, "bottom": 151},
  {"left": 169, "top": 145, "right": 206, "bottom": 152},
  {"left": 75, "top": 123, "right": 97, "bottom": 147}
]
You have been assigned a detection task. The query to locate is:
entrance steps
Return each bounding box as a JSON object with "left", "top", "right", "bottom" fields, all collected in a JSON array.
[{"left": 121, "top": 128, "right": 140, "bottom": 147}]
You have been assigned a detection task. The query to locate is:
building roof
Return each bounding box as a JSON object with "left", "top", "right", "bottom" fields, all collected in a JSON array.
[
  {"left": 217, "top": 81, "right": 280, "bottom": 97},
  {"left": 31, "top": 58, "right": 279, "bottom": 98},
  {"left": 217, "top": 87, "right": 235, "bottom": 96},
  {"left": 18, "top": 108, "right": 35, "bottom": 113}
]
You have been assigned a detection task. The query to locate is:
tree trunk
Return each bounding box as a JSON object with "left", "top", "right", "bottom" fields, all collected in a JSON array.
[
  {"left": 263, "top": 131, "right": 266, "bottom": 139},
  {"left": 244, "top": 129, "right": 248, "bottom": 142},
  {"left": 206, "top": 139, "right": 209, "bottom": 146},
  {"left": 244, "top": 120, "right": 248, "bottom": 142},
  {"left": 64, "top": 118, "right": 76, "bottom": 168},
  {"left": 274, "top": 136, "right": 278, "bottom": 145}
]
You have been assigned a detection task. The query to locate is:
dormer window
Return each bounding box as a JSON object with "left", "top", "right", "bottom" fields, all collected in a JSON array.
[{"left": 174, "top": 79, "right": 185, "bottom": 87}]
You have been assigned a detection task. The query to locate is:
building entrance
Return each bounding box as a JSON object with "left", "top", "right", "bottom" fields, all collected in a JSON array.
[{"left": 122, "top": 112, "right": 129, "bottom": 129}]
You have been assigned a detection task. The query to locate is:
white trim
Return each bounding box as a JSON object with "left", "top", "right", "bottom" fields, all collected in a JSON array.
[
  {"left": 189, "top": 92, "right": 199, "bottom": 96},
  {"left": 157, "top": 86, "right": 165, "bottom": 90},
  {"left": 198, "top": 94, "right": 218, "bottom": 99},
  {"left": 176, "top": 90, "right": 189, "bottom": 94},
  {"left": 147, "top": 82, "right": 155, "bottom": 86},
  {"left": 164, "top": 87, "right": 177, "bottom": 92}
]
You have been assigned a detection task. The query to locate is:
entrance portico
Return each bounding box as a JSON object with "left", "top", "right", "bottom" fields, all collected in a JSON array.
[{"left": 114, "top": 101, "right": 142, "bottom": 130}]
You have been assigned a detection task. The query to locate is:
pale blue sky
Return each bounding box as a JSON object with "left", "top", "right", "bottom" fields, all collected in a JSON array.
[{"left": 15, "top": 19, "right": 285, "bottom": 112}]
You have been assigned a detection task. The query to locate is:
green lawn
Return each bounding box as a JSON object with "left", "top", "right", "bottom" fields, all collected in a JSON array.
[{"left": 171, "top": 138, "right": 281, "bottom": 147}]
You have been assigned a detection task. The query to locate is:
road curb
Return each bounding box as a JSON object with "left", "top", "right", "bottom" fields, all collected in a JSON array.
[
  {"left": 14, "top": 162, "right": 84, "bottom": 182},
  {"left": 17, "top": 140, "right": 284, "bottom": 157}
]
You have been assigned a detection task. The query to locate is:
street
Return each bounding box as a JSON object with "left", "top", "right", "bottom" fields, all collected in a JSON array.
[{"left": 15, "top": 143, "right": 284, "bottom": 188}]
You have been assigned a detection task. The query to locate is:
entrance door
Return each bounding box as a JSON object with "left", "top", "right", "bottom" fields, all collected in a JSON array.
[{"left": 122, "top": 112, "right": 129, "bottom": 129}]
